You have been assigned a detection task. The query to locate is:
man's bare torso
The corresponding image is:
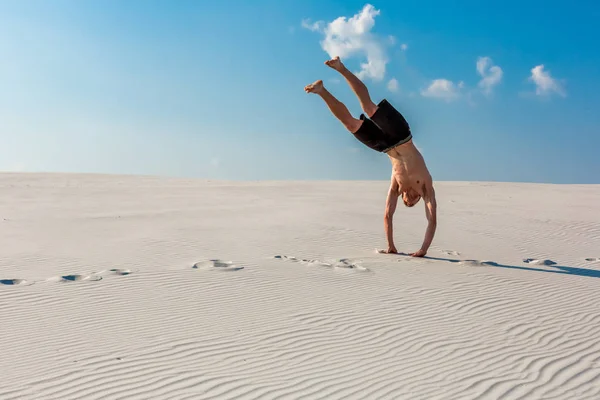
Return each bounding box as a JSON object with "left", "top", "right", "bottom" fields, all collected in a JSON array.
[{"left": 386, "top": 139, "right": 432, "bottom": 196}]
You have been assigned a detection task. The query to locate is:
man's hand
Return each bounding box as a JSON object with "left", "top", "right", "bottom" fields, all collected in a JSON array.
[
  {"left": 385, "top": 245, "right": 398, "bottom": 254},
  {"left": 410, "top": 249, "right": 427, "bottom": 257}
]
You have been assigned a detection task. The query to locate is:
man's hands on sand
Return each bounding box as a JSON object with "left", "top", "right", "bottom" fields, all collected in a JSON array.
[{"left": 380, "top": 247, "right": 427, "bottom": 257}]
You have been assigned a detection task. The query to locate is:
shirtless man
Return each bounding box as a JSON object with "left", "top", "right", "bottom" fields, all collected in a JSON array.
[{"left": 304, "top": 56, "right": 437, "bottom": 257}]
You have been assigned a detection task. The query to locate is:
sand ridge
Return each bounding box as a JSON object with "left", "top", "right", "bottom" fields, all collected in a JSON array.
[{"left": 0, "top": 173, "right": 599, "bottom": 399}]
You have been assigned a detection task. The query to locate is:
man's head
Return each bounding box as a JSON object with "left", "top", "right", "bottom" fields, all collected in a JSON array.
[{"left": 402, "top": 188, "right": 421, "bottom": 207}]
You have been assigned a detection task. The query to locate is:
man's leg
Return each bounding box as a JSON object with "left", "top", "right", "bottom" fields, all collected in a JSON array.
[
  {"left": 325, "top": 56, "right": 378, "bottom": 118},
  {"left": 304, "top": 80, "right": 362, "bottom": 133}
]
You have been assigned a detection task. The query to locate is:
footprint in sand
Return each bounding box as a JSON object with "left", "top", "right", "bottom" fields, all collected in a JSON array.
[
  {"left": 61, "top": 274, "right": 102, "bottom": 282},
  {"left": 442, "top": 250, "right": 461, "bottom": 256},
  {"left": 274, "top": 255, "right": 299, "bottom": 261},
  {"left": 274, "top": 255, "right": 369, "bottom": 272},
  {"left": 109, "top": 269, "right": 134, "bottom": 276},
  {"left": 0, "top": 279, "right": 29, "bottom": 286},
  {"left": 47, "top": 274, "right": 103, "bottom": 283},
  {"left": 2, "top": 270, "right": 131, "bottom": 286},
  {"left": 274, "top": 255, "right": 320, "bottom": 264},
  {"left": 458, "top": 260, "right": 491, "bottom": 267},
  {"left": 585, "top": 258, "right": 600, "bottom": 263},
  {"left": 193, "top": 260, "right": 244, "bottom": 272},
  {"left": 329, "top": 258, "right": 369, "bottom": 272},
  {"left": 92, "top": 269, "right": 136, "bottom": 278},
  {"left": 523, "top": 258, "right": 557, "bottom": 266}
]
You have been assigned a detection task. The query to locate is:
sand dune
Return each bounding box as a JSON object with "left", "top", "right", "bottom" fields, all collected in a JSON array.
[{"left": 1, "top": 172, "right": 599, "bottom": 399}]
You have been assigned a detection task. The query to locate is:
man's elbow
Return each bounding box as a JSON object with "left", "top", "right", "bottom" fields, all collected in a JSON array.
[{"left": 384, "top": 210, "right": 394, "bottom": 221}]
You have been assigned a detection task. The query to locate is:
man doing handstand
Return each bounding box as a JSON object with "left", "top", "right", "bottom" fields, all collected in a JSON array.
[{"left": 305, "top": 56, "right": 437, "bottom": 257}]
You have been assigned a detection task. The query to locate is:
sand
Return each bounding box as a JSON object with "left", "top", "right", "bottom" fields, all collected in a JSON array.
[{"left": 1, "top": 172, "right": 599, "bottom": 400}]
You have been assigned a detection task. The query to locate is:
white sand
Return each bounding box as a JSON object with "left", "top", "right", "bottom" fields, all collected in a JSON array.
[{"left": 1, "top": 172, "right": 599, "bottom": 400}]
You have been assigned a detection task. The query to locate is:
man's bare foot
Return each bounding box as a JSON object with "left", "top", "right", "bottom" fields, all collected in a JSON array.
[
  {"left": 304, "top": 80, "right": 324, "bottom": 94},
  {"left": 324, "top": 56, "right": 345, "bottom": 72}
]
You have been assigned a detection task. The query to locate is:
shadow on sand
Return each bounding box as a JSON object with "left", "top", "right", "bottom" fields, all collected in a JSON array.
[{"left": 397, "top": 253, "right": 600, "bottom": 279}]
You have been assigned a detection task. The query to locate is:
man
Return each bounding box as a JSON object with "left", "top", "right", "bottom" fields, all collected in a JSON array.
[{"left": 305, "top": 56, "right": 437, "bottom": 257}]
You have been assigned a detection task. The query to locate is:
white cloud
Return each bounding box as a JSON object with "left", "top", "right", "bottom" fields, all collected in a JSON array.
[
  {"left": 301, "top": 19, "right": 323, "bottom": 32},
  {"left": 388, "top": 35, "right": 396, "bottom": 45},
  {"left": 387, "top": 78, "right": 399, "bottom": 92},
  {"left": 476, "top": 56, "right": 503, "bottom": 95},
  {"left": 421, "top": 79, "right": 463, "bottom": 101},
  {"left": 529, "top": 64, "right": 565, "bottom": 97},
  {"left": 400, "top": 43, "right": 408, "bottom": 51},
  {"left": 302, "top": 4, "right": 390, "bottom": 81}
]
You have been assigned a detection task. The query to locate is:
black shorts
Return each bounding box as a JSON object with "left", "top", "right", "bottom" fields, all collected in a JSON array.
[{"left": 352, "top": 99, "right": 412, "bottom": 152}]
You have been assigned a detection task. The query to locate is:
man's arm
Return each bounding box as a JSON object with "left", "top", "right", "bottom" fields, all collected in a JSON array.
[
  {"left": 383, "top": 178, "right": 400, "bottom": 253},
  {"left": 411, "top": 183, "right": 437, "bottom": 257}
]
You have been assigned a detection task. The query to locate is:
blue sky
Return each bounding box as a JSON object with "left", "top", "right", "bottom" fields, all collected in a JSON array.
[{"left": 1, "top": 0, "right": 598, "bottom": 183}]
